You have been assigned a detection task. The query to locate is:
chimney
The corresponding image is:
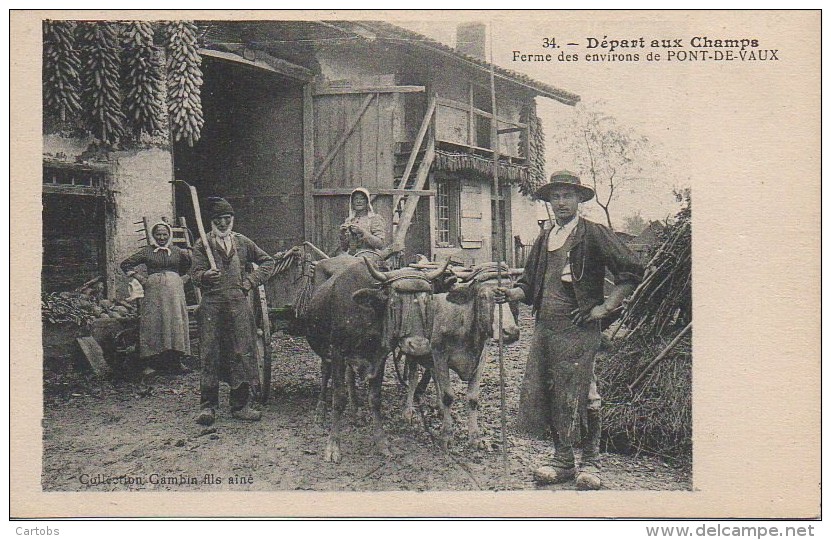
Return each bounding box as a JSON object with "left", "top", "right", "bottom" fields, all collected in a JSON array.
[{"left": 456, "top": 22, "right": 487, "bottom": 61}]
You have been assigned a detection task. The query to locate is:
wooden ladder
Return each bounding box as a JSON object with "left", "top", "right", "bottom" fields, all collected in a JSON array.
[{"left": 390, "top": 93, "right": 437, "bottom": 247}]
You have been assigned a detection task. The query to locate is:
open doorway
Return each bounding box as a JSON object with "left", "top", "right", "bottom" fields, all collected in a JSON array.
[{"left": 172, "top": 55, "right": 306, "bottom": 307}]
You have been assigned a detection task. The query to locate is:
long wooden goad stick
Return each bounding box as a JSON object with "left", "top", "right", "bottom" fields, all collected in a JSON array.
[
  {"left": 489, "top": 22, "right": 509, "bottom": 481},
  {"left": 172, "top": 180, "right": 217, "bottom": 271}
]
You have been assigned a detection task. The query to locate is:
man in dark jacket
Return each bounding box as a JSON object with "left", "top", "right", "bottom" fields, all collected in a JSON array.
[
  {"left": 191, "top": 197, "right": 275, "bottom": 426},
  {"left": 496, "top": 171, "right": 643, "bottom": 490}
]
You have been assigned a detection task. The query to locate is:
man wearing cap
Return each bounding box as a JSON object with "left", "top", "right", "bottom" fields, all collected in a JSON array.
[
  {"left": 191, "top": 197, "right": 276, "bottom": 426},
  {"left": 495, "top": 171, "right": 643, "bottom": 490}
]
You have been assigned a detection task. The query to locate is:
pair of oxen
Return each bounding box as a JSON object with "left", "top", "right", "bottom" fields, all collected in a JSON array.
[{"left": 302, "top": 249, "right": 519, "bottom": 463}]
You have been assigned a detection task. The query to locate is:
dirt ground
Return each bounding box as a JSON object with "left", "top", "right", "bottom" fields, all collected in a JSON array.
[{"left": 42, "top": 305, "right": 691, "bottom": 492}]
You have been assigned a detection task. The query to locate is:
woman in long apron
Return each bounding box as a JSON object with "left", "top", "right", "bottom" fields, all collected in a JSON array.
[{"left": 121, "top": 222, "right": 192, "bottom": 373}]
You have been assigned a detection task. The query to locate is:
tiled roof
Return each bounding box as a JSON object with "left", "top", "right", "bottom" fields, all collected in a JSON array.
[{"left": 341, "top": 21, "right": 580, "bottom": 106}]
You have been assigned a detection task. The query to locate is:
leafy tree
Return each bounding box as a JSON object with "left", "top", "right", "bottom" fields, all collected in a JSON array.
[
  {"left": 552, "top": 101, "right": 664, "bottom": 230},
  {"left": 622, "top": 211, "right": 647, "bottom": 236}
]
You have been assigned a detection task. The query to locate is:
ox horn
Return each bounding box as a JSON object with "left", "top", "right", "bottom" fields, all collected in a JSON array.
[
  {"left": 363, "top": 256, "right": 389, "bottom": 282},
  {"left": 424, "top": 257, "right": 452, "bottom": 281}
]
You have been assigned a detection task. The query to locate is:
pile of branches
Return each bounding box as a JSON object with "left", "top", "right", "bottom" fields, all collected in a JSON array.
[
  {"left": 599, "top": 191, "right": 692, "bottom": 463},
  {"left": 42, "top": 291, "right": 138, "bottom": 326},
  {"left": 617, "top": 195, "right": 691, "bottom": 339}
]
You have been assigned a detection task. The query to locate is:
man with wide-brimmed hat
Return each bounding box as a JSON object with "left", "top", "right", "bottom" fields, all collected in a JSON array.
[
  {"left": 496, "top": 171, "right": 643, "bottom": 490},
  {"left": 191, "top": 197, "right": 275, "bottom": 426}
]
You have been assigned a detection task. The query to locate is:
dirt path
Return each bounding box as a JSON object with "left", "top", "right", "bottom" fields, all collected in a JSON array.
[{"left": 42, "top": 305, "right": 691, "bottom": 492}]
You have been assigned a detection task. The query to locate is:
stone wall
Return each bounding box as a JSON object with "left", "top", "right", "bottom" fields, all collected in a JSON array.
[{"left": 43, "top": 134, "right": 174, "bottom": 298}]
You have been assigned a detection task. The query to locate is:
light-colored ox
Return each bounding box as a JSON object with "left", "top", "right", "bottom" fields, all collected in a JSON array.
[{"left": 402, "top": 263, "right": 520, "bottom": 450}]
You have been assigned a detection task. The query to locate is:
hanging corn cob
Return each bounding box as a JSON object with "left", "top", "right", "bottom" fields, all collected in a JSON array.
[
  {"left": 43, "top": 20, "right": 81, "bottom": 124},
  {"left": 165, "top": 21, "right": 204, "bottom": 147},
  {"left": 518, "top": 101, "right": 546, "bottom": 196},
  {"left": 78, "top": 22, "right": 124, "bottom": 144},
  {"left": 121, "top": 21, "right": 163, "bottom": 138}
]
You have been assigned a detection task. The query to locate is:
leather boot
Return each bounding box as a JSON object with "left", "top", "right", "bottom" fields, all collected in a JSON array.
[
  {"left": 232, "top": 405, "right": 262, "bottom": 421},
  {"left": 576, "top": 408, "right": 602, "bottom": 490},
  {"left": 534, "top": 442, "right": 576, "bottom": 485},
  {"left": 196, "top": 408, "right": 215, "bottom": 426}
]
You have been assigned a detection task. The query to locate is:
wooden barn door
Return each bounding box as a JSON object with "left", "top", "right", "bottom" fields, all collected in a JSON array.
[{"left": 310, "top": 89, "right": 395, "bottom": 256}]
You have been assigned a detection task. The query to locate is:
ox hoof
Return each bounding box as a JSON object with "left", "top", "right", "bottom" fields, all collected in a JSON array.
[
  {"left": 323, "top": 441, "right": 341, "bottom": 463},
  {"left": 376, "top": 438, "right": 392, "bottom": 458},
  {"left": 469, "top": 436, "right": 488, "bottom": 451},
  {"left": 347, "top": 403, "right": 362, "bottom": 420},
  {"left": 439, "top": 437, "right": 451, "bottom": 453},
  {"left": 314, "top": 403, "right": 326, "bottom": 425}
]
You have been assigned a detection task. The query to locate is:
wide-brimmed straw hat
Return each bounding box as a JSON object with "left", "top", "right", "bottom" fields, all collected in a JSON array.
[{"left": 534, "top": 171, "right": 595, "bottom": 203}]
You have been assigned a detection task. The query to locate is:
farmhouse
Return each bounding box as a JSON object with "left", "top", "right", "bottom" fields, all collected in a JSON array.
[{"left": 42, "top": 20, "right": 580, "bottom": 308}]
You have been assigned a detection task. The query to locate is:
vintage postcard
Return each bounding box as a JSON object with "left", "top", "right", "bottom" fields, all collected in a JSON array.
[{"left": 10, "top": 9, "right": 820, "bottom": 518}]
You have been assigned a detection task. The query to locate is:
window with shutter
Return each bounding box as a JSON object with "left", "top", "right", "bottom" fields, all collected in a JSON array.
[{"left": 460, "top": 179, "right": 484, "bottom": 249}]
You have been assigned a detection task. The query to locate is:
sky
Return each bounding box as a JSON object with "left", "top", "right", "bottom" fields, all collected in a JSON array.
[{"left": 397, "top": 18, "right": 690, "bottom": 229}]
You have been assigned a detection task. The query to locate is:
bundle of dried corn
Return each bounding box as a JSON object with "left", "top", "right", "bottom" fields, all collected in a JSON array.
[
  {"left": 42, "top": 291, "right": 139, "bottom": 326},
  {"left": 164, "top": 21, "right": 204, "bottom": 147},
  {"left": 43, "top": 20, "right": 82, "bottom": 124},
  {"left": 121, "top": 21, "right": 165, "bottom": 138}
]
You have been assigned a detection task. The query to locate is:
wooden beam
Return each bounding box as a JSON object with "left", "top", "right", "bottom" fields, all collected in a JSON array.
[
  {"left": 497, "top": 127, "right": 524, "bottom": 134},
  {"left": 200, "top": 48, "right": 313, "bottom": 82},
  {"left": 76, "top": 337, "right": 111, "bottom": 378},
  {"left": 313, "top": 93, "right": 375, "bottom": 183},
  {"left": 393, "top": 95, "right": 437, "bottom": 211},
  {"left": 314, "top": 85, "right": 425, "bottom": 96},
  {"left": 468, "top": 82, "right": 475, "bottom": 150},
  {"left": 303, "top": 83, "right": 315, "bottom": 242},
  {"left": 393, "top": 137, "right": 435, "bottom": 245},
  {"left": 437, "top": 97, "right": 527, "bottom": 129},
  {"left": 42, "top": 184, "right": 103, "bottom": 196},
  {"left": 376, "top": 93, "right": 381, "bottom": 185},
  {"left": 313, "top": 188, "right": 436, "bottom": 197}
]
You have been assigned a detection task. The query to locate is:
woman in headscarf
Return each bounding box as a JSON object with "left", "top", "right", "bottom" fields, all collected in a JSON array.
[
  {"left": 339, "top": 187, "right": 388, "bottom": 254},
  {"left": 121, "top": 221, "right": 192, "bottom": 373}
]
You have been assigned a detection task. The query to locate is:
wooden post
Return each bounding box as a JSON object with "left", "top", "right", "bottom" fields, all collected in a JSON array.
[
  {"left": 468, "top": 82, "right": 475, "bottom": 150},
  {"left": 393, "top": 95, "right": 437, "bottom": 211},
  {"left": 524, "top": 103, "right": 532, "bottom": 166},
  {"left": 392, "top": 136, "right": 435, "bottom": 246},
  {"left": 303, "top": 83, "right": 315, "bottom": 242}
]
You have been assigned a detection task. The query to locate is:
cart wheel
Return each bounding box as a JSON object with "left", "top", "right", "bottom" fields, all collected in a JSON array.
[{"left": 254, "top": 284, "right": 272, "bottom": 403}]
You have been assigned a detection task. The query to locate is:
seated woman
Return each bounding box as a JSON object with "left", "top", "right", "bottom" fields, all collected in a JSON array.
[
  {"left": 339, "top": 187, "right": 387, "bottom": 255},
  {"left": 120, "top": 221, "right": 192, "bottom": 374}
]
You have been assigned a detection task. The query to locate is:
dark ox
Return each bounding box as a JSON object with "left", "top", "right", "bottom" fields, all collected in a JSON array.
[
  {"left": 309, "top": 246, "right": 395, "bottom": 421},
  {"left": 303, "top": 255, "right": 448, "bottom": 463},
  {"left": 403, "top": 265, "right": 520, "bottom": 450}
]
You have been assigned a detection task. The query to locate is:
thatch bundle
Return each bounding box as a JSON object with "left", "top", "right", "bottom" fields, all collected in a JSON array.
[{"left": 600, "top": 192, "right": 692, "bottom": 463}]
